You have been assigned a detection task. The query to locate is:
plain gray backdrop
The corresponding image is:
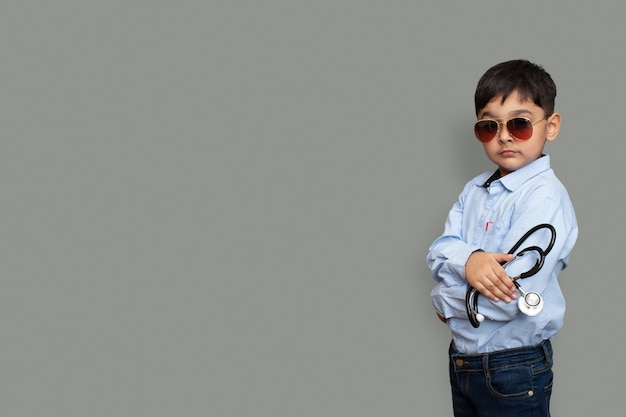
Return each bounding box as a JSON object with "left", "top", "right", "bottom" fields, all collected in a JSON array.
[{"left": 1, "top": 1, "right": 624, "bottom": 416}]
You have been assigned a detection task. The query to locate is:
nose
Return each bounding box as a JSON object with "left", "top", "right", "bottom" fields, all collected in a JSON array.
[{"left": 497, "top": 121, "right": 513, "bottom": 142}]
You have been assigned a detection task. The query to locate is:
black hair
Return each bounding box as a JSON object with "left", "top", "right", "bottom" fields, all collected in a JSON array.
[{"left": 474, "top": 59, "right": 556, "bottom": 117}]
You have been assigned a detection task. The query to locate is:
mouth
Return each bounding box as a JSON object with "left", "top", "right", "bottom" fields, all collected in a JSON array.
[{"left": 499, "top": 150, "right": 517, "bottom": 157}]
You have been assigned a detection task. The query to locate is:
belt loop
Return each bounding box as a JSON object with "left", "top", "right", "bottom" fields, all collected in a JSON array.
[
  {"left": 482, "top": 353, "right": 490, "bottom": 377},
  {"left": 541, "top": 339, "right": 552, "bottom": 363}
]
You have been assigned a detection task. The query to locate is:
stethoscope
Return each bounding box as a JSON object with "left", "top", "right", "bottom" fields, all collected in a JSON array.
[{"left": 465, "top": 223, "right": 556, "bottom": 328}]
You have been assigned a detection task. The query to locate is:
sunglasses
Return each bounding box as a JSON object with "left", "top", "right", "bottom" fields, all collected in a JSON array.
[{"left": 474, "top": 117, "right": 546, "bottom": 143}]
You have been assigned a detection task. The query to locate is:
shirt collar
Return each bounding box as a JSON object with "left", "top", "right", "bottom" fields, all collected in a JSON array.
[{"left": 481, "top": 155, "right": 551, "bottom": 191}]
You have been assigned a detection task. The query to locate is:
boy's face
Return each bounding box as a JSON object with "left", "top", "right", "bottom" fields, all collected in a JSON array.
[{"left": 476, "top": 90, "right": 561, "bottom": 176}]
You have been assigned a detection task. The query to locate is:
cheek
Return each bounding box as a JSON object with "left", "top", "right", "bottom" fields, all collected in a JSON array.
[
  {"left": 529, "top": 136, "right": 548, "bottom": 149},
  {"left": 482, "top": 142, "right": 499, "bottom": 154},
  {"left": 534, "top": 126, "right": 550, "bottom": 141}
]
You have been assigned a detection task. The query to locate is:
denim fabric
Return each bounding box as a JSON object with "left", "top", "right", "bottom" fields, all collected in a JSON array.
[{"left": 448, "top": 340, "right": 554, "bottom": 417}]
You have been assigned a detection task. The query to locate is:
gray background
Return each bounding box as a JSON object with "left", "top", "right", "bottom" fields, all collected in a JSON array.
[{"left": 1, "top": 1, "right": 623, "bottom": 416}]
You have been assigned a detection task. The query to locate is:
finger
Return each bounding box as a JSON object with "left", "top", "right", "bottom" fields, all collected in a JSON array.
[
  {"left": 480, "top": 278, "right": 515, "bottom": 303},
  {"left": 495, "top": 269, "right": 517, "bottom": 296},
  {"left": 500, "top": 253, "right": 515, "bottom": 262},
  {"left": 475, "top": 281, "right": 502, "bottom": 303},
  {"left": 490, "top": 277, "right": 515, "bottom": 302}
]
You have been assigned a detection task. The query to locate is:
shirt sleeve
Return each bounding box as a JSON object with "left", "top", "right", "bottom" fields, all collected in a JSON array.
[
  {"left": 426, "top": 184, "right": 483, "bottom": 286},
  {"left": 430, "top": 279, "right": 520, "bottom": 320}
]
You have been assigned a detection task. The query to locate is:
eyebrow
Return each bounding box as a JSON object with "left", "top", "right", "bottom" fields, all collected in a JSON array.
[{"left": 479, "top": 109, "right": 535, "bottom": 119}]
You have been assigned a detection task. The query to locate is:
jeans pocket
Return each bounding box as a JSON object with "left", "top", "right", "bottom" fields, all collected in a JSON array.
[{"left": 487, "top": 365, "right": 533, "bottom": 398}]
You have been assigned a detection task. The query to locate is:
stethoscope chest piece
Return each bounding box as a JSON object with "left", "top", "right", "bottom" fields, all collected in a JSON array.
[{"left": 517, "top": 291, "right": 544, "bottom": 316}]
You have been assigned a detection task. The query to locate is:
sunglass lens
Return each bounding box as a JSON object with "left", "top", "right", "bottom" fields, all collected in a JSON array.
[
  {"left": 474, "top": 120, "right": 498, "bottom": 142},
  {"left": 507, "top": 118, "right": 533, "bottom": 140}
]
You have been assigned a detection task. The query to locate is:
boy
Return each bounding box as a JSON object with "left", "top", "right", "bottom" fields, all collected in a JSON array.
[{"left": 426, "top": 60, "right": 578, "bottom": 417}]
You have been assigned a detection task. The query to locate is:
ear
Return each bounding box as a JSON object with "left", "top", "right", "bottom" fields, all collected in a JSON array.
[{"left": 545, "top": 113, "right": 561, "bottom": 142}]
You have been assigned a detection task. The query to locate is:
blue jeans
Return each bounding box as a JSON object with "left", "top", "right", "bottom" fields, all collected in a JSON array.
[{"left": 448, "top": 340, "right": 554, "bottom": 417}]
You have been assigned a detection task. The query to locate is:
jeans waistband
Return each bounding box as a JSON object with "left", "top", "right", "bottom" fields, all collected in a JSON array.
[{"left": 449, "top": 339, "right": 552, "bottom": 372}]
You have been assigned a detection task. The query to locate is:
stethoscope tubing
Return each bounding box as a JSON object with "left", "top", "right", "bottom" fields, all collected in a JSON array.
[{"left": 466, "top": 223, "right": 556, "bottom": 328}]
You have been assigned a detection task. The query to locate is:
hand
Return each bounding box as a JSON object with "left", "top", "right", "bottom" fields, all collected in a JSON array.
[
  {"left": 465, "top": 251, "right": 517, "bottom": 303},
  {"left": 436, "top": 312, "right": 447, "bottom": 324}
]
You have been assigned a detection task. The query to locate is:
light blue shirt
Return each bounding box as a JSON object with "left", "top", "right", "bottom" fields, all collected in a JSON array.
[{"left": 427, "top": 155, "right": 578, "bottom": 354}]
